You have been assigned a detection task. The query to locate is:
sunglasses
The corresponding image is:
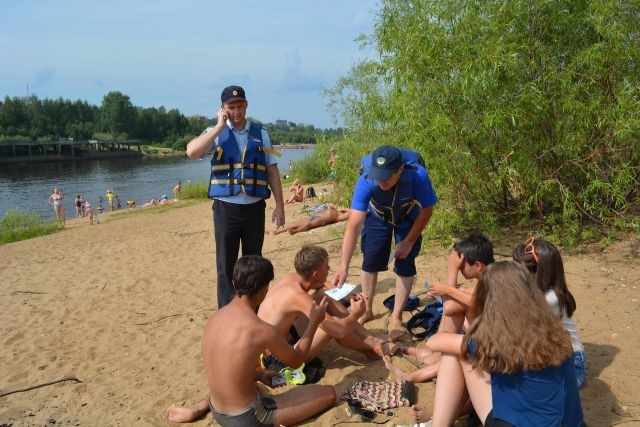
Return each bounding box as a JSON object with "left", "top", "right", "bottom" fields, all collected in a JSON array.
[{"left": 524, "top": 237, "right": 539, "bottom": 263}]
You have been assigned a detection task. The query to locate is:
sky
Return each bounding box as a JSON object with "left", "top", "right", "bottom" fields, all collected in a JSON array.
[{"left": 0, "top": 0, "right": 380, "bottom": 129}]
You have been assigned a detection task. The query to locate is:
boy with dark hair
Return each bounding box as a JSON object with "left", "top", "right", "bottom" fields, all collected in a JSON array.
[
  {"left": 165, "top": 255, "right": 335, "bottom": 426},
  {"left": 383, "top": 232, "right": 494, "bottom": 392}
]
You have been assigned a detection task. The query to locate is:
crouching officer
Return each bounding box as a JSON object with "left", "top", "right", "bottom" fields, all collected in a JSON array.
[{"left": 332, "top": 145, "right": 437, "bottom": 335}]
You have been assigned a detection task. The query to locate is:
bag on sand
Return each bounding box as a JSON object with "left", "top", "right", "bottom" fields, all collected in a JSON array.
[
  {"left": 341, "top": 380, "right": 415, "bottom": 413},
  {"left": 406, "top": 301, "right": 443, "bottom": 341},
  {"left": 305, "top": 186, "right": 316, "bottom": 199}
]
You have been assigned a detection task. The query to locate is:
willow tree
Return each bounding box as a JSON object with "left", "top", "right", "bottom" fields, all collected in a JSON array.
[{"left": 327, "top": 0, "right": 640, "bottom": 242}]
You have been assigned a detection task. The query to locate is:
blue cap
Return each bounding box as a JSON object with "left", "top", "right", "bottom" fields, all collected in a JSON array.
[
  {"left": 368, "top": 145, "right": 403, "bottom": 180},
  {"left": 221, "top": 85, "right": 246, "bottom": 105}
]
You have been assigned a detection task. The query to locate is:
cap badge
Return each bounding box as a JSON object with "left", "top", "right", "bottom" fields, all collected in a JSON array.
[
  {"left": 232, "top": 90, "right": 238, "bottom": 96},
  {"left": 376, "top": 156, "right": 387, "bottom": 166}
]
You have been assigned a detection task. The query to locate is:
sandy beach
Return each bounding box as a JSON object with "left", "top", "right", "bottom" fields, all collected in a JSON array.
[{"left": 1, "top": 192, "right": 639, "bottom": 426}]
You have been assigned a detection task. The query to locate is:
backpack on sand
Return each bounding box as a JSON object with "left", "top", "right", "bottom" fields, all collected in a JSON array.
[
  {"left": 305, "top": 186, "right": 316, "bottom": 199},
  {"left": 406, "top": 301, "right": 443, "bottom": 341}
]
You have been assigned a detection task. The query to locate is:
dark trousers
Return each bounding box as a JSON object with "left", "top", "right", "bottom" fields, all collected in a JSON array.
[{"left": 213, "top": 199, "right": 266, "bottom": 308}]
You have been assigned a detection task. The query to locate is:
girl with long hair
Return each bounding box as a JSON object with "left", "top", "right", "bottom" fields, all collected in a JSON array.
[
  {"left": 513, "top": 237, "right": 586, "bottom": 388},
  {"left": 423, "top": 261, "right": 583, "bottom": 427}
]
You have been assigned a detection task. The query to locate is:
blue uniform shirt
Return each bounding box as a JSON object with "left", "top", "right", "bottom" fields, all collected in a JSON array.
[{"left": 351, "top": 164, "right": 438, "bottom": 216}]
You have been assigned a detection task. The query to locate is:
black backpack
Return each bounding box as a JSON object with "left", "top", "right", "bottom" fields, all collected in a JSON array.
[
  {"left": 305, "top": 186, "right": 316, "bottom": 199},
  {"left": 406, "top": 301, "right": 443, "bottom": 341}
]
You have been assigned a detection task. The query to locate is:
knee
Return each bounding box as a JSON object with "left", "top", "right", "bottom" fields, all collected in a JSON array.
[{"left": 322, "top": 385, "right": 337, "bottom": 406}]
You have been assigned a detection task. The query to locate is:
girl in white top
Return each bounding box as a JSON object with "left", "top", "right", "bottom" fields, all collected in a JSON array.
[{"left": 513, "top": 237, "right": 586, "bottom": 388}]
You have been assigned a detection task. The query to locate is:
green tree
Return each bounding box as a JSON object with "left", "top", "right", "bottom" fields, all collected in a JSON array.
[
  {"left": 327, "top": 0, "right": 640, "bottom": 242},
  {"left": 100, "top": 91, "right": 136, "bottom": 138}
]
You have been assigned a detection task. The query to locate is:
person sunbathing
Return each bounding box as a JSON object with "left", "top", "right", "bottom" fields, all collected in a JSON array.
[{"left": 269, "top": 204, "right": 350, "bottom": 235}]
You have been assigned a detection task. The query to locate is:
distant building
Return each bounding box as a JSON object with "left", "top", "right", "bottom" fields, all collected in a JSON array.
[{"left": 274, "top": 119, "right": 288, "bottom": 128}]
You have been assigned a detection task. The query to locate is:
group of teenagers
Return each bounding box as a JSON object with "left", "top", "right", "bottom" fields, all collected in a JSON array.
[{"left": 164, "top": 85, "right": 585, "bottom": 426}]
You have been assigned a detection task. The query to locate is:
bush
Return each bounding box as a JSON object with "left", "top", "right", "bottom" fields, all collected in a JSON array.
[
  {"left": 180, "top": 181, "right": 209, "bottom": 200},
  {"left": 0, "top": 209, "right": 60, "bottom": 244},
  {"left": 326, "top": 0, "right": 640, "bottom": 244}
]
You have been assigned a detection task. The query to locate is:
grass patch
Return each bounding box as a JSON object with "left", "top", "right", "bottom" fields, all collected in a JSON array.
[
  {"left": 1, "top": 209, "right": 60, "bottom": 244},
  {"left": 180, "top": 181, "right": 209, "bottom": 200}
]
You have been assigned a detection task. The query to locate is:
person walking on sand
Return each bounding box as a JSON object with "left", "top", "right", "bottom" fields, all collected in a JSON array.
[
  {"left": 332, "top": 145, "right": 437, "bottom": 335},
  {"left": 173, "top": 180, "right": 182, "bottom": 200},
  {"left": 48, "top": 187, "right": 65, "bottom": 225},
  {"left": 85, "top": 202, "right": 94, "bottom": 225},
  {"left": 328, "top": 148, "right": 339, "bottom": 190},
  {"left": 164, "top": 255, "right": 335, "bottom": 425},
  {"left": 185, "top": 85, "right": 285, "bottom": 309}
]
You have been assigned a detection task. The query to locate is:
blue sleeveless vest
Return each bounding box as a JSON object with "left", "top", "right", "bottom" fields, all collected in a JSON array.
[
  {"left": 208, "top": 123, "right": 271, "bottom": 199},
  {"left": 360, "top": 149, "right": 425, "bottom": 226}
]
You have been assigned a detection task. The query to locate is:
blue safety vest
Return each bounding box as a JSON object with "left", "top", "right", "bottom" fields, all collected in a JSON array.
[
  {"left": 360, "top": 149, "right": 426, "bottom": 226},
  {"left": 208, "top": 124, "right": 275, "bottom": 199}
]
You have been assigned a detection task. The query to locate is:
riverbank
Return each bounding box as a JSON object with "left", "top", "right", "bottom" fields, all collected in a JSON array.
[{"left": 0, "top": 194, "right": 638, "bottom": 426}]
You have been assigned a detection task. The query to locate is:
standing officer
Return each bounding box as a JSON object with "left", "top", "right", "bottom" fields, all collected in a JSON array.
[
  {"left": 186, "top": 85, "right": 285, "bottom": 308},
  {"left": 332, "top": 145, "right": 437, "bottom": 334}
]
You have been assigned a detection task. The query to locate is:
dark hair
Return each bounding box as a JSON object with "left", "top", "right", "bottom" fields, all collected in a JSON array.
[
  {"left": 294, "top": 245, "right": 328, "bottom": 278},
  {"left": 232, "top": 255, "right": 274, "bottom": 297},
  {"left": 512, "top": 239, "right": 576, "bottom": 317},
  {"left": 453, "top": 231, "right": 495, "bottom": 265}
]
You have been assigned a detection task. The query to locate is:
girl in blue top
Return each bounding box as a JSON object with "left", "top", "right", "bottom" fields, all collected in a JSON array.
[{"left": 421, "top": 261, "right": 583, "bottom": 427}]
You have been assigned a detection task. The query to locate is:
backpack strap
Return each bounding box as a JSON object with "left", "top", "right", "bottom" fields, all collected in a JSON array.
[{"left": 406, "top": 302, "right": 443, "bottom": 340}]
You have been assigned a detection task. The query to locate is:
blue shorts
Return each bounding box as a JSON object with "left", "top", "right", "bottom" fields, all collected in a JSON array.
[{"left": 360, "top": 212, "right": 421, "bottom": 277}]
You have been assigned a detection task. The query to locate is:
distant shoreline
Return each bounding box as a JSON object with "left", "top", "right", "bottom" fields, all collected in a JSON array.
[{"left": 276, "top": 144, "right": 316, "bottom": 149}]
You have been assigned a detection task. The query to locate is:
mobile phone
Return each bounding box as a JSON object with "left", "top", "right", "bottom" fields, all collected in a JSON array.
[{"left": 221, "top": 105, "right": 228, "bottom": 121}]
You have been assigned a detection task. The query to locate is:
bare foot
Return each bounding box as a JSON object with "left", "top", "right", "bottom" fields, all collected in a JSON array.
[
  {"left": 165, "top": 401, "right": 209, "bottom": 423},
  {"left": 383, "top": 355, "right": 409, "bottom": 381},
  {"left": 387, "top": 318, "right": 405, "bottom": 339},
  {"left": 357, "top": 310, "right": 373, "bottom": 325},
  {"left": 363, "top": 335, "right": 392, "bottom": 359},
  {"left": 410, "top": 404, "right": 432, "bottom": 423}
]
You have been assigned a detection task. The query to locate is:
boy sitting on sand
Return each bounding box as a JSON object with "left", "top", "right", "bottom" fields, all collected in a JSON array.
[
  {"left": 383, "top": 232, "right": 494, "bottom": 385},
  {"left": 165, "top": 255, "right": 335, "bottom": 425},
  {"left": 257, "top": 245, "right": 394, "bottom": 361}
]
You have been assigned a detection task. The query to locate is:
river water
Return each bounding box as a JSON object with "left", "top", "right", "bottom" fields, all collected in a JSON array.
[{"left": 0, "top": 148, "right": 314, "bottom": 221}]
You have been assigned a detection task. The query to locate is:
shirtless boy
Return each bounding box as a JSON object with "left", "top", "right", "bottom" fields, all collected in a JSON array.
[
  {"left": 257, "top": 245, "right": 392, "bottom": 361},
  {"left": 269, "top": 204, "right": 350, "bottom": 235},
  {"left": 165, "top": 255, "right": 335, "bottom": 426}
]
